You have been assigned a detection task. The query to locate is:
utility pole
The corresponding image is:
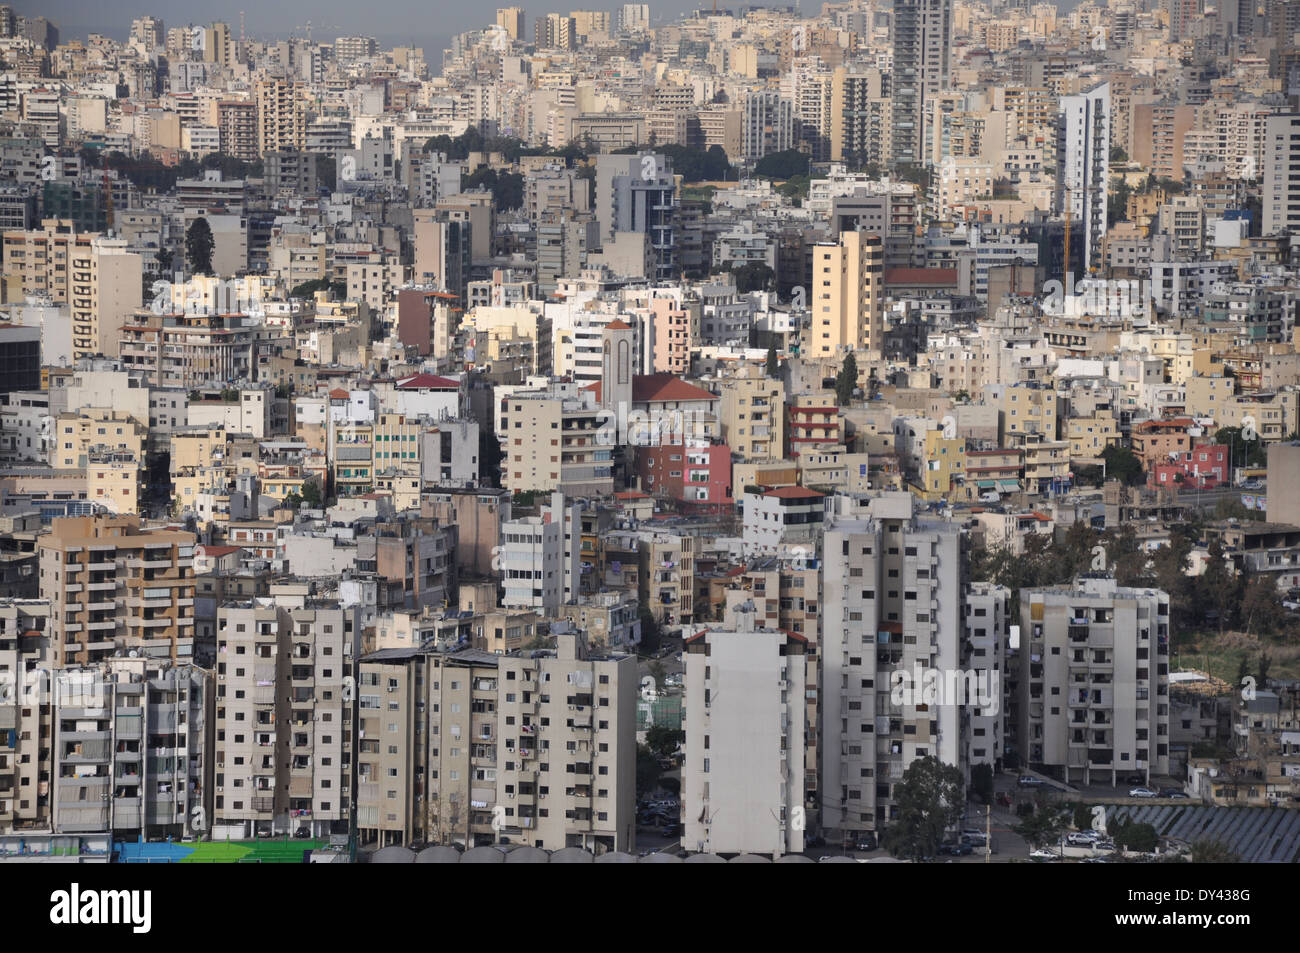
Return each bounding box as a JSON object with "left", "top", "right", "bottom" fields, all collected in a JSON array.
[{"left": 985, "top": 801, "right": 991, "bottom": 864}]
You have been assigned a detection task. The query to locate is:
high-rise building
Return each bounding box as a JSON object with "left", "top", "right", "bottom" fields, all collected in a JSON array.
[
  {"left": 741, "top": 88, "right": 794, "bottom": 165},
  {"left": 820, "top": 494, "right": 972, "bottom": 840},
  {"left": 682, "top": 609, "right": 807, "bottom": 855},
  {"left": 357, "top": 632, "right": 637, "bottom": 853},
  {"left": 593, "top": 153, "right": 678, "bottom": 282},
  {"left": 211, "top": 596, "right": 355, "bottom": 840},
  {"left": 496, "top": 7, "right": 526, "bottom": 40},
  {"left": 831, "top": 68, "right": 891, "bottom": 166},
  {"left": 618, "top": 3, "right": 651, "bottom": 33},
  {"left": 1262, "top": 113, "right": 1300, "bottom": 236},
  {"left": 37, "top": 516, "right": 196, "bottom": 667},
  {"left": 1055, "top": 82, "right": 1110, "bottom": 274},
  {"left": 1018, "top": 578, "right": 1171, "bottom": 785},
  {"left": 891, "top": 0, "right": 951, "bottom": 167},
  {"left": 806, "top": 229, "right": 884, "bottom": 358},
  {"left": 256, "top": 79, "right": 306, "bottom": 156}
]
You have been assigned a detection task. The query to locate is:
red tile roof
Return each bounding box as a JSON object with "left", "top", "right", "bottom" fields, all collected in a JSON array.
[
  {"left": 764, "top": 486, "right": 824, "bottom": 499},
  {"left": 328, "top": 388, "right": 350, "bottom": 400},
  {"left": 397, "top": 373, "right": 459, "bottom": 390},
  {"left": 605, "top": 318, "right": 632, "bottom": 330},
  {"left": 633, "top": 373, "right": 716, "bottom": 403}
]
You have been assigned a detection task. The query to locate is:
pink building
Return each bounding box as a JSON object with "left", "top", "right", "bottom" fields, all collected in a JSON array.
[{"left": 1149, "top": 442, "right": 1228, "bottom": 489}]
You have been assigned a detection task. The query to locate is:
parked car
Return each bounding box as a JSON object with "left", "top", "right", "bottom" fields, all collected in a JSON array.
[
  {"left": 1017, "top": 775, "right": 1046, "bottom": 787},
  {"left": 1158, "top": 788, "right": 1189, "bottom": 799},
  {"left": 1029, "top": 848, "right": 1060, "bottom": 862},
  {"left": 961, "top": 832, "right": 987, "bottom": 847},
  {"left": 1124, "top": 773, "right": 1145, "bottom": 785},
  {"left": 1129, "top": 787, "right": 1158, "bottom": 798},
  {"left": 939, "top": 841, "right": 973, "bottom": 856},
  {"left": 854, "top": 832, "right": 877, "bottom": 851},
  {"left": 1066, "top": 831, "right": 1100, "bottom": 846}
]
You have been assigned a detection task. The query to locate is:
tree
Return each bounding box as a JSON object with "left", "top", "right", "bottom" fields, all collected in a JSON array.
[
  {"left": 1199, "top": 540, "right": 1240, "bottom": 636},
  {"left": 1190, "top": 839, "right": 1241, "bottom": 863},
  {"left": 282, "top": 491, "right": 303, "bottom": 509},
  {"left": 300, "top": 480, "right": 323, "bottom": 509},
  {"left": 1216, "top": 426, "right": 1266, "bottom": 468},
  {"left": 185, "top": 217, "right": 215, "bottom": 276},
  {"left": 635, "top": 744, "right": 662, "bottom": 794},
  {"left": 1111, "top": 817, "right": 1159, "bottom": 853},
  {"left": 730, "top": 261, "right": 775, "bottom": 293},
  {"left": 970, "top": 764, "right": 994, "bottom": 805},
  {"left": 880, "top": 756, "right": 964, "bottom": 861},
  {"left": 835, "top": 352, "right": 859, "bottom": 406},
  {"left": 645, "top": 725, "right": 683, "bottom": 759},
  {"left": 752, "top": 148, "right": 810, "bottom": 180},
  {"left": 766, "top": 343, "right": 779, "bottom": 379},
  {"left": 1258, "top": 650, "right": 1273, "bottom": 686},
  {"left": 1014, "top": 800, "right": 1070, "bottom": 847},
  {"left": 1241, "top": 572, "right": 1284, "bottom": 638},
  {"left": 1100, "top": 444, "right": 1143, "bottom": 485}
]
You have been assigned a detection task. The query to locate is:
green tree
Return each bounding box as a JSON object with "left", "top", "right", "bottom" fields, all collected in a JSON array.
[
  {"left": 1258, "top": 650, "right": 1272, "bottom": 685},
  {"left": 300, "top": 480, "right": 323, "bottom": 508},
  {"left": 1241, "top": 572, "right": 1284, "bottom": 638},
  {"left": 185, "top": 216, "right": 215, "bottom": 276},
  {"left": 1014, "top": 801, "right": 1070, "bottom": 847},
  {"left": 730, "top": 261, "right": 775, "bottom": 293},
  {"left": 835, "top": 352, "right": 859, "bottom": 406},
  {"left": 1216, "top": 426, "right": 1266, "bottom": 468},
  {"left": 645, "top": 725, "right": 683, "bottom": 759},
  {"left": 1199, "top": 540, "right": 1240, "bottom": 636},
  {"left": 753, "top": 148, "right": 811, "bottom": 180},
  {"left": 282, "top": 491, "right": 303, "bottom": 509},
  {"left": 766, "top": 343, "right": 779, "bottom": 379},
  {"left": 1112, "top": 817, "right": 1159, "bottom": 853},
  {"left": 881, "top": 756, "right": 964, "bottom": 861},
  {"left": 1100, "top": 444, "right": 1143, "bottom": 485},
  {"left": 635, "top": 744, "right": 662, "bottom": 794},
  {"left": 1190, "top": 839, "right": 1241, "bottom": 863},
  {"left": 970, "top": 764, "right": 994, "bottom": 804}
]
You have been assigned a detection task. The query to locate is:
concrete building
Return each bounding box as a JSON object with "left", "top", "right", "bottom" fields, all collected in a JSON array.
[
  {"left": 820, "top": 493, "right": 968, "bottom": 841},
  {"left": 1018, "top": 577, "right": 1171, "bottom": 786},
  {"left": 38, "top": 516, "right": 196, "bottom": 667},
  {"left": 211, "top": 596, "right": 355, "bottom": 840},
  {"left": 1262, "top": 113, "right": 1300, "bottom": 237},
  {"left": 1055, "top": 83, "right": 1110, "bottom": 273},
  {"left": 682, "top": 609, "right": 807, "bottom": 855},
  {"left": 807, "top": 230, "right": 884, "bottom": 359}
]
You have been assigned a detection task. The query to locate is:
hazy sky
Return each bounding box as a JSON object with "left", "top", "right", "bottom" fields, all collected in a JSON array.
[{"left": 11, "top": 1, "right": 723, "bottom": 52}]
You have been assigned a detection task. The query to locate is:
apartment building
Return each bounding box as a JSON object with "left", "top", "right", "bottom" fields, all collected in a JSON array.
[
  {"left": 0, "top": 598, "right": 51, "bottom": 829},
  {"left": 963, "top": 582, "right": 1009, "bottom": 772},
  {"left": 52, "top": 659, "right": 211, "bottom": 839},
  {"left": 820, "top": 493, "right": 965, "bottom": 840},
  {"left": 682, "top": 610, "right": 807, "bottom": 855},
  {"left": 211, "top": 597, "right": 354, "bottom": 840},
  {"left": 255, "top": 79, "right": 306, "bottom": 155},
  {"left": 1018, "top": 577, "right": 1170, "bottom": 786},
  {"left": 495, "top": 632, "right": 636, "bottom": 852},
  {"left": 1055, "top": 83, "right": 1110, "bottom": 272},
  {"left": 1263, "top": 113, "right": 1300, "bottom": 236},
  {"left": 499, "top": 390, "right": 614, "bottom": 497},
  {"left": 717, "top": 368, "right": 785, "bottom": 461},
  {"left": 38, "top": 516, "right": 196, "bottom": 666},
  {"left": 807, "top": 230, "right": 884, "bottom": 359},
  {"left": 636, "top": 530, "right": 695, "bottom": 626}
]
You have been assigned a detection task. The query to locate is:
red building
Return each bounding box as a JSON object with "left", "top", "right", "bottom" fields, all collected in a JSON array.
[
  {"left": 636, "top": 441, "right": 733, "bottom": 512},
  {"left": 1148, "top": 442, "right": 1228, "bottom": 490}
]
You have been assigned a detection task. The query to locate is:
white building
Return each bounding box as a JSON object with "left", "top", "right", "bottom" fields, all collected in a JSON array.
[
  {"left": 1055, "top": 83, "right": 1110, "bottom": 273},
  {"left": 683, "top": 608, "right": 807, "bottom": 856}
]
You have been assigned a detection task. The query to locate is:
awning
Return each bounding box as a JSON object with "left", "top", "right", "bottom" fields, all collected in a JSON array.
[
  {"left": 975, "top": 479, "right": 995, "bottom": 488},
  {"left": 996, "top": 480, "right": 1020, "bottom": 491}
]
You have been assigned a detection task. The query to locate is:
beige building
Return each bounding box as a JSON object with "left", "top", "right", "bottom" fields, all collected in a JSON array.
[
  {"left": 37, "top": 515, "right": 196, "bottom": 666},
  {"left": 500, "top": 390, "right": 613, "bottom": 497},
  {"left": 1019, "top": 578, "right": 1171, "bottom": 786},
  {"left": 716, "top": 367, "right": 785, "bottom": 461},
  {"left": 357, "top": 632, "right": 637, "bottom": 853},
  {"left": 807, "top": 230, "right": 884, "bottom": 359},
  {"left": 256, "top": 79, "right": 307, "bottom": 155},
  {"left": 211, "top": 596, "right": 354, "bottom": 840}
]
